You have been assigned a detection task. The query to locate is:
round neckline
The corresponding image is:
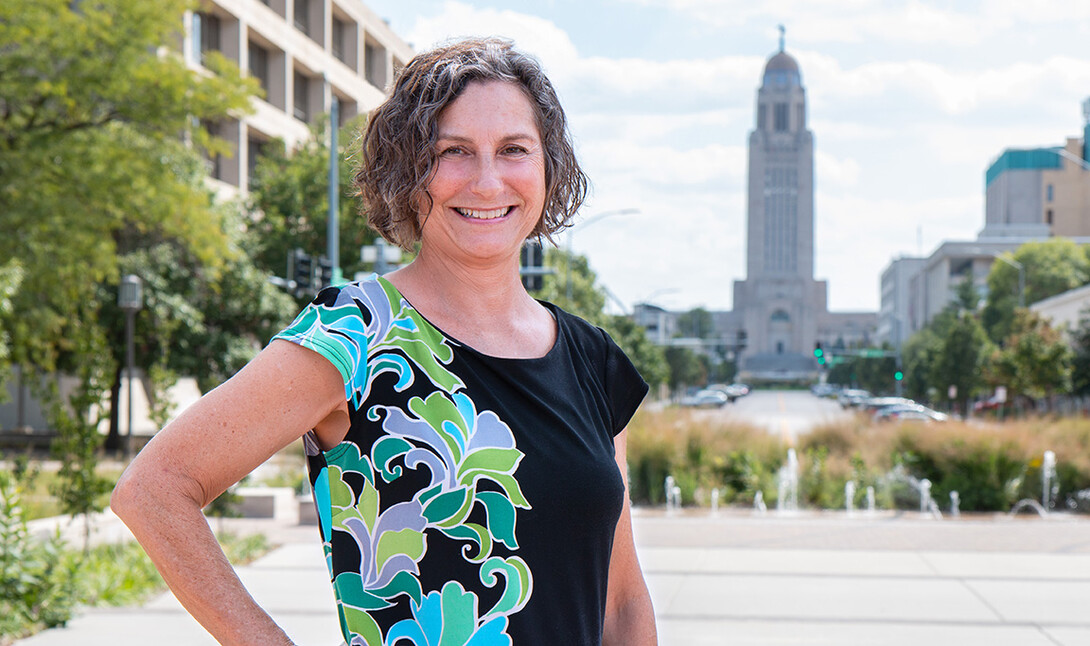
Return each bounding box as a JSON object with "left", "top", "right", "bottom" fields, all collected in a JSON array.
[{"left": 376, "top": 275, "right": 563, "bottom": 362}]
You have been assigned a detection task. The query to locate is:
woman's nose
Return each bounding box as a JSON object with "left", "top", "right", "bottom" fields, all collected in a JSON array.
[{"left": 470, "top": 156, "right": 503, "bottom": 196}]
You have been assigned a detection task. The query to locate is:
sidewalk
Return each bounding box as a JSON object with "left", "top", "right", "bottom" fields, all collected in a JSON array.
[{"left": 16, "top": 508, "right": 1090, "bottom": 646}]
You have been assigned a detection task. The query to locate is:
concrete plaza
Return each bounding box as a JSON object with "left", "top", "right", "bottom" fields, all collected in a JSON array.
[{"left": 17, "top": 507, "right": 1090, "bottom": 646}]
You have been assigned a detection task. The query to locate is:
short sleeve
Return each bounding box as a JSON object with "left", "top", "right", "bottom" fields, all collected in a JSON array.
[
  {"left": 271, "top": 286, "right": 371, "bottom": 396},
  {"left": 600, "top": 330, "right": 649, "bottom": 436}
]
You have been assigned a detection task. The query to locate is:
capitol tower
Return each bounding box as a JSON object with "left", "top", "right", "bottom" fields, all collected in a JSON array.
[{"left": 732, "top": 30, "right": 873, "bottom": 379}]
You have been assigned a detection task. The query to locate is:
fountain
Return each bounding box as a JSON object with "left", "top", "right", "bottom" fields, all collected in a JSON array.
[
  {"left": 664, "top": 476, "right": 678, "bottom": 512},
  {"left": 1009, "top": 450, "right": 1058, "bottom": 517},
  {"left": 753, "top": 490, "right": 767, "bottom": 514},
  {"left": 710, "top": 487, "right": 720, "bottom": 513},
  {"left": 883, "top": 465, "right": 942, "bottom": 519},
  {"left": 844, "top": 481, "right": 856, "bottom": 515},
  {"left": 1042, "top": 450, "right": 1057, "bottom": 511},
  {"left": 777, "top": 448, "right": 800, "bottom": 513},
  {"left": 949, "top": 491, "right": 960, "bottom": 517},
  {"left": 866, "top": 486, "right": 876, "bottom": 513}
]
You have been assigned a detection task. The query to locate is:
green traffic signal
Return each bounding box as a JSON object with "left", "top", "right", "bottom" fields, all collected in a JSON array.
[{"left": 894, "top": 370, "right": 904, "bottom": 381}]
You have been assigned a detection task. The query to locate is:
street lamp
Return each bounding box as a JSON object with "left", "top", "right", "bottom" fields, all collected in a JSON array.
[
  {"left": 565, "top": 208, "right": 639, "bottom": 301},
  {"left": 118, "top": 275, "right": 143, "bottom": 459},
  {"left": 967, "top": 247, "right": 1026, "bottom": 309},
  {"left": 990, "top": 252, "right": 1026, "bottom": 309}
]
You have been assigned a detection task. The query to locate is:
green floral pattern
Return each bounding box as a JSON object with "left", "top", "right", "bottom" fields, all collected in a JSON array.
[{"left": 274, "top": 277, "right": 532, "bottom": 646}]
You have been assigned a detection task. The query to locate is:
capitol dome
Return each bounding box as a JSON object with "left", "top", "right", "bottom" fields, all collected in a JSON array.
[{"left": 762, "top": 50, "right": 802, "bottom": 87}]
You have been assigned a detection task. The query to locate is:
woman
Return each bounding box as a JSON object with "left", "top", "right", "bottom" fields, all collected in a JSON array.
[{"left": 112, "top": 37, "right": 657, "bottom": 645}]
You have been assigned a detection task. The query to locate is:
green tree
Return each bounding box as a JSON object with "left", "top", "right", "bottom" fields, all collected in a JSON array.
[
  {"left": 982, "top": 240, "right": 1090, "bottom": 343},
  {"left": 1073, "top": 309, "right": 1090, "bottom": 396},
  {"left": 0, "top": 263, "right": 23, "bottom": 400},
  {"left": 987, "top": 310, "right": 1073, "bottom": 408},
  {"left": 0, "top": 0, "right": 257, "bottom": 390},
  {"left": 931, "top": 311, "right": 992, "bottom": 415},
  {"left": 900, "top": 327, "right": 942, "bottom": 403},
  {"left": 245, "top": 115, "right": 379, "bottom": 300},
  {"left": 664, "top": 346, "right": 704, "bottom": 393},
  {"left": 675, "top": 307, "right": 714, "bottom": 339}
]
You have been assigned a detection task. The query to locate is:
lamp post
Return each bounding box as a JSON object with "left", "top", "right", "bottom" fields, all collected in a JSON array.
[
  {"left": 118, "top": 275, "right": 143, "bottom": 459},
  {"left": 990, "top": 253, "right": 1026, "bottom": 309},
  {"left": 565, "top": 208, "right": 639, "bottom": 301}
]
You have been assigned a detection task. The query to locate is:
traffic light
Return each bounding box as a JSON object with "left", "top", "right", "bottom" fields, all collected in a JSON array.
[
  {"left": 317, "top": 256, "right": 333, "bottom": 288},
  {"left": 894, "top": 370, "right": 904, "bottom": 381},
  {"left": 292, "top": 248, "right": 313, "bottom": 291},
  {"left": 519, "top": 241, "right": 544, "bottom": 291},
  {"left": 814, "top": 342, "right": 825, "bottom": 365},
  {"left": 736, "top": 329, "right": 748, "bottom": 351}
]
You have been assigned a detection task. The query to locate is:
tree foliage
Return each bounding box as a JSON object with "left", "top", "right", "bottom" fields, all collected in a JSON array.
[
  {"left": 675, "top": 308, "right": 714, "bottom": 339},
  {"left": 0, "top": 0, "right": 258, "bottom": 376},
  {"left": 1073, "top": 309, "right": 1090, "bottom": 397},
  {"left": 982, "top": 239, "right": 1090, "bottom": 343},
  {"left": 245, "top": 115, "right": 380, "bottom": 301},
  {"left": 987, "top": 310, "right": 1073, "bottom": 403}
]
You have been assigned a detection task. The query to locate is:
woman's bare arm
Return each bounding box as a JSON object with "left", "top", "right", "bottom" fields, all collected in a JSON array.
[
  {"left": 110, "top": 340, "right": 348, "bottom": 646},
  {"left": 603, "top": 430, "right": 658, "bottom": 645}
]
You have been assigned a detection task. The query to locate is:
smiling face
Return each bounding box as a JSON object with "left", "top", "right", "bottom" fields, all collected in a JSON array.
[{"left": 419, "top": 80, "right": 547, "bottom": 268}]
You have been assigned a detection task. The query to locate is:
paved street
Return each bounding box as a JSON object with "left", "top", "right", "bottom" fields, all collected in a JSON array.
[
  {"left": 17, "top": 507, "right": 1090, "bottom": 646},
  {"left": 693, "top": 389, "right": 853, "bottom": 443}
]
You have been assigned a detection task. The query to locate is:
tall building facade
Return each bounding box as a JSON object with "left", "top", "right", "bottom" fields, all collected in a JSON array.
[
  {"left": 183, "top": 0, "right": 413, "bottom": 198},
  {"left": 731, "top": 39, "right": 872, "bottom": 378},
  {"left": 880, "top": 98, "right": 1090, "bottom": 345}
]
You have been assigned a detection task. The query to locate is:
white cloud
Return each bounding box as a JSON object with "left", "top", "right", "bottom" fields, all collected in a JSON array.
[{"left": 391, "top": 1, "right": 1090, "bottom": 312}]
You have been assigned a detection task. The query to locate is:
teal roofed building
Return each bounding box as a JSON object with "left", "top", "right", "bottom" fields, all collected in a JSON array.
[{"left": 980, "top": 99, "right": 1090, "bottom": 240}]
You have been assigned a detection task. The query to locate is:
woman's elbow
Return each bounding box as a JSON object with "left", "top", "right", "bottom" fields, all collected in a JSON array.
[{"left": 110, "top": 467, "right": 145, "bottom": 523}]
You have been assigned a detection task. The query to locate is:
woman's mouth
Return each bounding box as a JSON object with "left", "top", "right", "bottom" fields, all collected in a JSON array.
[{"left": 454, "top": 206, "right": 513, "bottom": 220}]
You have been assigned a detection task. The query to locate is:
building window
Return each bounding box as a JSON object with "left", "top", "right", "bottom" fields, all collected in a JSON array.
[
  {"left": 248, "top": 42, "right": 269, "bottom": 94},
  {"left": 293, "top": 70, "right": 309, "bottom": 122},
  {"left": 758, "top": 104, "right": 767, "bottom": 130},
  {"left": 332, "top": 18, "right": 346, "bottom": 63},
  {"left": 293, "top": 0, "right": 309, "bottom": 35},
  {"left": 193, "top": 12, "right": 220, "bottom": 65},
  {"left": 1046, "top": 209, "right": 1054, "bottom": 225},
  {"left": 248, "top": 136, "right": 268, "bottom": 185},
  {"left": 774, "top": 102, "right": 788, "bottom": 132},
  {"left": 1047, "top": 183, "right": 1054, "bottom": 202},
  {"left": 365, "top": 40, "right": 386, "bottom": 89},
  {"left": 201, "top": 121, "right": 224, "bottom": 181}
]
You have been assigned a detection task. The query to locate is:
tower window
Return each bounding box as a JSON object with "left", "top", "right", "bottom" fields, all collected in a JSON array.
[
  {"left": 758, "top": 105, "right": 767, "bottom": 130},
  {"left": 1046, "top": 209, "right": 1053, "bottom": 225},
  {"left": 774, "top": 103, "right": 789, "bottom": 132}
]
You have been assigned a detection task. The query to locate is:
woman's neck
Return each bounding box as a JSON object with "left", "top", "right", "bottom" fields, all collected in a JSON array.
[{"left": 384, "top": 247, "right": 555, "bottom": 358}]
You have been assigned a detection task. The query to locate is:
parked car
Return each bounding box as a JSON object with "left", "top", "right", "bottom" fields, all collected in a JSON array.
[
  {"left": 681, "top": 389, "right": 730, "bottom": 408},
  {"left": 707, "top": 383, "right": 749, "bottom": 402},
  {"left": 810, "top": 383, "right": 839, "bottom": 398},
  {"left": 860, "top": 396, "right": 915, "bottom": 412},
  {"left": 837, "top": 389, "right": 871, "bottom": 409},
  {"left": 873, "top": 403, "right": 949, "bottom": 423}
]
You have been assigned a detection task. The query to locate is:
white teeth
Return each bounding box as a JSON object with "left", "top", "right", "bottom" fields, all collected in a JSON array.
[{"left": 456, "top": 207, "right": 510, "bottom": 220}]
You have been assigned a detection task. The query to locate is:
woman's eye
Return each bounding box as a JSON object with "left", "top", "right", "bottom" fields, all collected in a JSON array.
[
  {"left": 502, "top": 145, "right": 528, "bottom": 155},
  {"left": 440, "top": 146, "right": 466, "bottom": 157}
]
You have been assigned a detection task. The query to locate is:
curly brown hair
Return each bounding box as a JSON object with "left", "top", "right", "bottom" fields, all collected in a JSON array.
[{"left": 354, "top": 36, "right": 588, "bottom": 250}]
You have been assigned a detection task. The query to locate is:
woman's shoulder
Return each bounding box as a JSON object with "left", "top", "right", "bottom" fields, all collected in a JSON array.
[{"left": 540, "top": 301, "right": 613, "bottom": 349}]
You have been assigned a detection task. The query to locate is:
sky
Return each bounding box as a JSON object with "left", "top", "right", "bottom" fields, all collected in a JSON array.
[{"left": 362, "top": 0, "right": 1090, "bottom": 313}]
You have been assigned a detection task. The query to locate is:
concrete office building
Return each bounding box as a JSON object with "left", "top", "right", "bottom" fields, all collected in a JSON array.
[
  {"left": 980, "top": 98, "right": 1090, "bottom": 240},
  {"left": 879, "top": 97, "right": 1090, "bottom": 344},
  {"left": 185, "top": 0, "right": 413, "bottom": 197},
  {"left": 877, "top": 256, "right": 926, "bottom": 347},
  {"left": 1, "top": 0, "right": 413, "bottom": 434}
]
